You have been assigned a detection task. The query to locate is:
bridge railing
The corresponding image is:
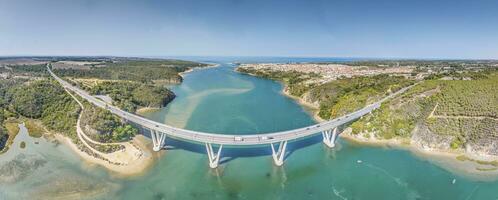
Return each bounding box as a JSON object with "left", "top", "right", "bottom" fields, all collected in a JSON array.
[{"left": 48, "top": 64, "right": 413, "bottom": 145}]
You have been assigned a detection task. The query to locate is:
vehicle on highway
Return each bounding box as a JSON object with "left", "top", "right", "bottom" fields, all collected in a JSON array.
[
  {"left": 260, "top": 136, "right": 274, "bottom": 140},
  {"left": 234, "top": 136, "right": 244, "bottom": 141}
]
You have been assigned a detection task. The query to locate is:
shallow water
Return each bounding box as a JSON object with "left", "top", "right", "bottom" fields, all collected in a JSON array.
[{"left": 1, "top": 58, "right": 497, "bottom": 200}]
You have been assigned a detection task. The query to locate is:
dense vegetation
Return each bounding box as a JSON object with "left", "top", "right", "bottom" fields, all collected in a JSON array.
[
  {"left": 0, "top": 77, "right": 140, "bottom": 152},
  {"left": 237, "top": 67, "right": 414, "bottom": 120},
  {"left": 239, "top": 63, "right": 497, "bottom": 154},
  {"left": 0, "top": 57, "right": 205, "bottom": 153},
  {"left": 308, "top": 75, "right": 414, "bottom": 119},
  {"left": 0, "top": 79, "right": 26, "bottom": 151},
  {"left": 350, "top": 82, "right": 436, "bottom": 139},
  {"left": 80, "top": 102, "right": 138, "bottom": 143},
  {"left": 52, "top": 59, "right": 202, "bottom": 112},
  {"left": 350, "top": 71, "right": 498, "bottom": 150},
  {"left": 0, "top": 109, "right": 8, "bottom": 151},
  {"left": 237, "top": 67, "right": 321, "bottom": 96},
  {"left": 6, "top": 80, "right": 81, "bottom": 138},
  {"left": 54, "top": 60, "right": 207, "bottom": 83},
  {"left": 433, "top": 77, "right": 497, "bottom": 118},
  {"left": 86, "top": 81, "right": 175, "bottom": 112},
  {"left": 4, "top": 64, "right": 48, "bottom": 76}
]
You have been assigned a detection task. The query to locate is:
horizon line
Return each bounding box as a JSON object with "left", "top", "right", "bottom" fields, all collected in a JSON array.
[{"left": 1, "top": 54, "right": 497, "bottom": 61}]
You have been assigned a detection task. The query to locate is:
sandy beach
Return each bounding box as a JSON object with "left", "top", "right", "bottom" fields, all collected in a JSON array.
[
  {"left": 136, "top": 107, "right": 161, "bottom": 114},
  {"left": 55, "top": 134, "right": 155, "bottom": 177},
  {"left": 61, "top": 87, "right": 157, "bottom": 177},
  {"left": 179, "top": 64, "right": 220, "bottom": 78}
]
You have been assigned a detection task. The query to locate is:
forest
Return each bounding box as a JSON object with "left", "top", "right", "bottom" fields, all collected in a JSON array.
[
  {"left": 0, "top": 79, "right": 27, "bottom": 151},
  {"left": 0, "top": 78, "right": 139, "bottom": 151},
  {"left": 0, "top": 57, "right": 207, "bottom": 152},
  {"left": 6, "top": 80, "right": 81, "bottom": 137},
  {"left": 308, "top": 75, "right": 414, "bottom": 119},
  {"left": 88, "top": 81, "right": 175, "bottom": 112},
  {"left": 53, "top": 60, "right": 208, "bottom": 83},
  {"left": 80, "top": 102, "right": 138, "bottom": 143}
]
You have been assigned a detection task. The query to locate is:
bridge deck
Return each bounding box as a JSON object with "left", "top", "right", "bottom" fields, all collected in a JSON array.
[{"left": 48, "top": 65, "right": 412, "bottom": 146}]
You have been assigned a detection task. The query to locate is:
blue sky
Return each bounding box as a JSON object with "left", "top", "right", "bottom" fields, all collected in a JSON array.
[{"left": 1, "top": 0, "right": 497, "bottom": 59}]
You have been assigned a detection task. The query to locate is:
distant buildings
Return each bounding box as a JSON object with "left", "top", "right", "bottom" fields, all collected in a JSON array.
[{"left": 239, "top": 63, "right": 414, "bottom": 84}]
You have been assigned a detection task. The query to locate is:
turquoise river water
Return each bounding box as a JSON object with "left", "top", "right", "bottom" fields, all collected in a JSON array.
[{"left": 1, "top": 58, "right": 497, "bottom": 200}]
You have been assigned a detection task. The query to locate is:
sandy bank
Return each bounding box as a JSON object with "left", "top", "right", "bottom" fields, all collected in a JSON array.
[
  {"left": 136, "top": 107, "right": 161, "bottom": 114},
  {"left": 61, "top": 88, "right": 156, "bottom": 177},
  {"left": 179, "top": 64, "right": 220, "bottom": 78},
  {"left": 55, "top": 134, "right": 155, "bottom": 177}
]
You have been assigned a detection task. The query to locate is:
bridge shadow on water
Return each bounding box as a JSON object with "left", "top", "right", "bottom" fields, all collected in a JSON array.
[
  {"left": 138, "top": 124, "right": 349, "bottom": 165},
  {"left": 162, "top": 134, "right": 324, "bottom": 165}
]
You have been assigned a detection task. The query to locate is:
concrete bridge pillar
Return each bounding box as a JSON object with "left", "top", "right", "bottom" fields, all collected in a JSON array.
[
  {"left": 270, "top": 141, "right": 288, "bottom": 166},
  {"left": 205, "top": 143, "right": 223, "bottom": 168},
  {"left": 322, "top": 127, "right": 338, "bottom": 148},
  {"left": 151, "top": 130, "right": 166, "bottom": 152}
]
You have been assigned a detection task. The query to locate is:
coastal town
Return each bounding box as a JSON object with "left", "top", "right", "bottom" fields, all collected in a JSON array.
[{"left": 239, "top": 63, "right": 414, "bottom": 84}]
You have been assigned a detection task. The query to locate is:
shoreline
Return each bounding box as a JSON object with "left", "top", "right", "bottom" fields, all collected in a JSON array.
[
  {"left": 179, "top": 63, "right": 220, "bottom": 78},
  {"left": 238, "top": 67, "right": 498, "bottom": 178},
  {"left": 63, "top": 87, "right": 156, "bottom": 177},
  {"left": 280, "top": 85, "right": 325, "bottom": 123},
  {"left": 136, "top": 107, "right": 161, "bottom": 114},
  {"left": 236, "top": 67, "right": 325, "bottom": 123},
  {"left": 340, "top": 129, "right": 498, "bottom": 180},
  {"left": 55, "top": 134, "right": 155, "bottom": 177}
]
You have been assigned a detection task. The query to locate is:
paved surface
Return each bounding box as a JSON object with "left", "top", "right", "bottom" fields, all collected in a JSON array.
[{"left": 48, "top": 65, "right": 413, "bottom": 145}]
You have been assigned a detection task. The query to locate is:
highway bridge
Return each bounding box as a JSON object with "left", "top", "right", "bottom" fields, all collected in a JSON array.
[{"left": 48, "top": 65, "right": 413, "bottom": 168}]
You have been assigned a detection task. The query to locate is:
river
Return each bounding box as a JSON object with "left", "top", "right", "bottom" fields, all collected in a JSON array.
[{"left": 1, "top": 58, "right": 497, "bottom": 199}]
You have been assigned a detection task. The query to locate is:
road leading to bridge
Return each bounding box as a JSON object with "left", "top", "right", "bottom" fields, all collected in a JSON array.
[{"left": 48, "top": 64, "right": 414, "bottom": 167}]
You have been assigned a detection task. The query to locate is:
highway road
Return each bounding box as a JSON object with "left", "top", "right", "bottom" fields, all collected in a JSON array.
[{"left": 48, "top": 65, "right": 413, "bottom": 146}]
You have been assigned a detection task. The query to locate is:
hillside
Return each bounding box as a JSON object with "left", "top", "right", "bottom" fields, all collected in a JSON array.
[
  {"left": 238, "top": 62, "right": 498, "bottom": 159},
  {"left": 237, "top": 67, "right": 414, "bottom": 120},
  {"left": 350, "top": 71, "right": 498, "bottom": 156},
  {"left": 0, "top": 57, "right": 204, "bottom": 153}
]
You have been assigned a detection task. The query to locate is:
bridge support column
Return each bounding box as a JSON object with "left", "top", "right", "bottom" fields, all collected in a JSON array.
[
  {"left": 151, "top": 130, "right": 166, "bottom": 152},
  {"left": 205, "top": 143, "right": 223, "bottom": 168},
  {"left": 322, "top": 127, "right": 338, "bottom": 148},
  {"left": 270, "top": 141, "right": 288, "bottom": 166}
]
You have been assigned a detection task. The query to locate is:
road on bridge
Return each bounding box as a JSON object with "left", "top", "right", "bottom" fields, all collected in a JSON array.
[{"left": 48, "top": 64, "right": 413, "bottom": 146}]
